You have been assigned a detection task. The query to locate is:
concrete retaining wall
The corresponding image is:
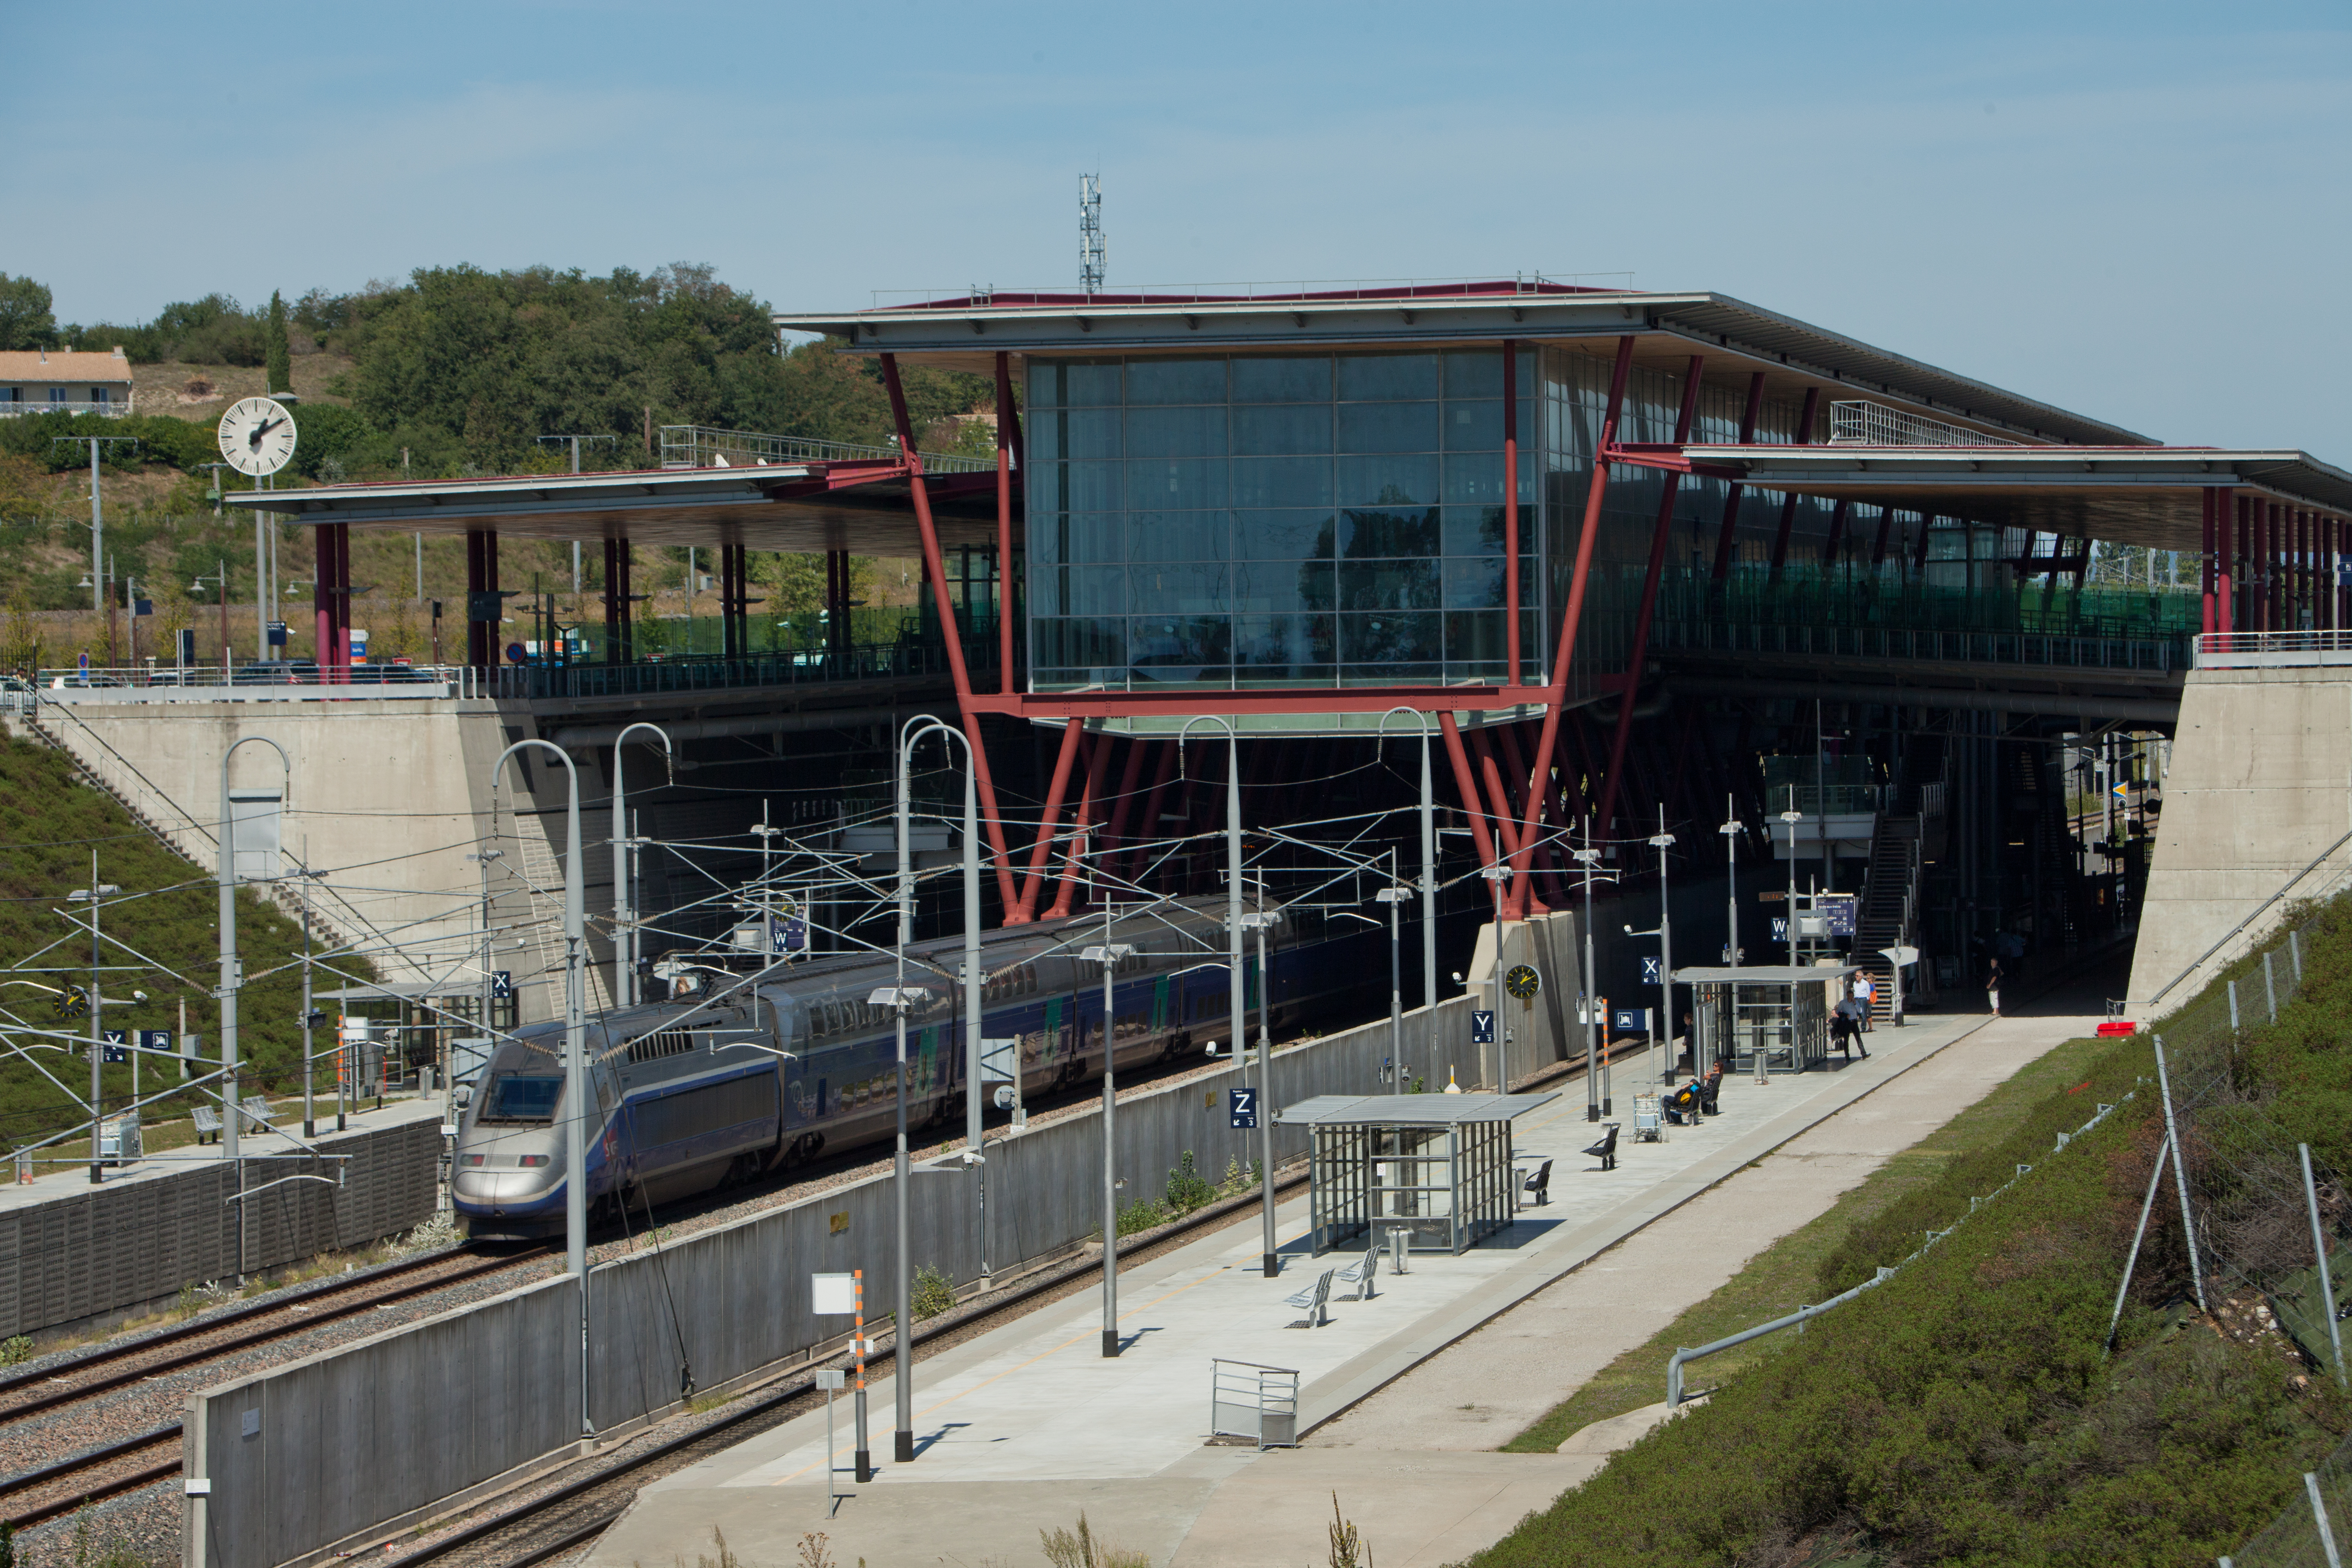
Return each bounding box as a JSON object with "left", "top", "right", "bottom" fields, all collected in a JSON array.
[
  {"left": 2127, "top": 665, "right": 2352, "bottom": 1011},
  {"left": 183, "top": 928, "right": 1586, "bottom": 1568},
  {"left": 0, "top": 1116, "right": 441, "bottom": 1342}
]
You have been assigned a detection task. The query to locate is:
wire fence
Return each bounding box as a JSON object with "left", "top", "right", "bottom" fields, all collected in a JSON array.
[
  {"left": 2223, "top": 1429, "right": 2350, "bottom": 1568},
  {"left": 2154, "top": 896, "right": 2352, "bottom": 1565}
]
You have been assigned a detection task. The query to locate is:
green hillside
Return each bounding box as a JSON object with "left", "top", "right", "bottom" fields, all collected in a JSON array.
[{"left": 0, "top": 731, "right": 362, "bottom": 1155}]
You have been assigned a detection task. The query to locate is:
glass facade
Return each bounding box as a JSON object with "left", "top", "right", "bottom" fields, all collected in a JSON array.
[{"left": 1025, "top": 351, "right": 1538, "bottom": 691}]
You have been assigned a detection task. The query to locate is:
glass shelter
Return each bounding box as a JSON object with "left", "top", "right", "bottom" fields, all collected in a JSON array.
[
  {"left": 1280, "top": 1091, "right": 1560, "bottom": 1256},
  {"left": 1674, "top": 966, "right": 1854, "bottom": 1076}
]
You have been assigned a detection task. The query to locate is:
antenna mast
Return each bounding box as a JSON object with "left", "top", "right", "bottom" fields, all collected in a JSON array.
[{"left": 1079, "top": 173, "right": 1104, "bottom": 297}]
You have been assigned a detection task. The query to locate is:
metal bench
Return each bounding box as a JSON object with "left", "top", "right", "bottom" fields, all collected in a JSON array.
[
  {"left": 1519, "top": 1157, "right": 1554, "bottom": 1207},
  {"left": 1582, "top": 1123, "right": 1621, "bottom": 1172},
  {"left": 191, "top": 1105, "right": 222, "bottom": 1145},
  {"left": 1284, "top": 1267, "right": 1336, "bottom": 1328},
  {"left": 239, "top": 1096, "right": 276, "bottom": 1133},
  {"left": 1336, "top": 1241, "right": 1380, "bottom": 1302}
]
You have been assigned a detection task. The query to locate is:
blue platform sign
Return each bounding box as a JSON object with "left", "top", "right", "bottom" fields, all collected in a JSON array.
[
  {"left": 100, "top": 1029, "right": 127, "bottom": 1063},
  {"left": 776, "top": 918, "right": 807, "bottom": 953},
  {"left": 1228, "top": 1086, "right": 1259, "bottom": 1129},
  {"left": 136, "top": 1029, "right": 173, "bottom": 1052},
  {"left": 1640, "top": 954, "right": 1661, "bottom": 985},
  {"left": 490, "top": 970, "right": 513, "bottom": 1000},
  {"left": 1470, "top": 1009, "right": 1496, "bottom": 1044},
  {"left": 1612, "top": 1007, "right": 1649, "bottom": 1035}
]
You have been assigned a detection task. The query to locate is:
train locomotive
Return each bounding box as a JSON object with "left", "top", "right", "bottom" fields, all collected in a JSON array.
[{"left": 453, "top": 900, "right": 1372, "bottom": 1240}]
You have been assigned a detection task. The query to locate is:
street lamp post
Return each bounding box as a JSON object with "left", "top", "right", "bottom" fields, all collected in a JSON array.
[
  {"left": 1377, "top": 708, "right": 1439, "bottom": 1021},
  {"left": 490, "top": 739, "right": 590, "bottom": 1443},
  {"left": 68, "top": 856, "right": 123, "bottom": 1184},
  {"left": 1375, "top": 860, "right": 1410, "bottom": 1087},
  {"left": 1180, "top": 717, "right": 1274, "bottom": 1277},
  {"left": 610, "top": 723, "right": 676, "bottom": 1007},
  {"left": 1574, "top": 823, "right": 1602, "bottom": 1120},
  {"left": 1782, "top": 787, "right": 1803, "bottom": 968},
  {"left": 903, "top": 718, "right": 988, "bottom": 1285},
  {"left": 219, "top": 736, "right": 289, "bottom": 1279},
  {"left": 1651, "top": 810, "right": 1677, "bottom": 1083},
  {"left": 1082, "top": 933, "right": 1134, "bottom": 1356}
]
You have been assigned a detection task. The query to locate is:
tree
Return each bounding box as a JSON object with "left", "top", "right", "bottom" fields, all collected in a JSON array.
[
  {"left": 0, "top": 275, "right": 55, "bottom": 351},
  {"left": 265, "top": 290, "right": 291, "bottom": 394}
]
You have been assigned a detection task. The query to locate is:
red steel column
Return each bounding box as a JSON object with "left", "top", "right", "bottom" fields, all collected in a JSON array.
[
  {"left": 1766, "top": 387, "right": 1821, "bottom": 578},
  {"left": 316, "top": 526, "right": 337, "bottom": 672},
  {"left": 1594, "top": 354, "right": 1705, "bottom": 841},
  {"left": 881, "top": 352, "right": 1021, "bottom": 916},
  {"left": 617, "top": 540, "right": 633, "bottom": 665},
  {"left": 1503, "top": 338, "right": 1521, "bottom": 685},
  {"left": 1014, "top": 718, "right": 1085, "bottom": 923},
  {"left": 1099, "top": 732, "right": 1151, "bottom": 881},
  {"left": 2265, "top": 501, "right": 2280, "bottom": 631},
  {"left": 2300, "top": 509, "right": 2313, "bottom": 627},
  {"left": 462, "top": 529, "right": 483, "bottom": 671},
  {"left": 1468, "top": 727, "right": 1531, "bottom": 921},
  {"left": 603, "top": 538, "right": 622, "bottom": 661},
  {"left": 1122, "top": 740, "right": 1179, "bottom": 887},
  {"left": 1488, "top": 723, "right": 1551, "bottom": 916},
  {"left": 1819, "top": 498, "right": 1850, "bottom": 567},
  {"left": 482, "top": 530, "right": 499, "bottom": 671},
  {"left": 993, "top": 352, "right": 1017, "bottom": 692},
  {"left": 1043, "top": 729, "right": 1113, "bottom": 921},
  {"left": 333, "top": 523, "right": 353, "bottom": 678},
  {"left": 1439, "top": 712, "right": 1503, "bottom": 916},
  {"left": 1709, "top": 372, "right": 1768, "bottom": 580},
  {"left": 2221, "top": 493, "right": 2240, "bottom": 633},
  {"left": 1506, "top": 335, "right": 1634, "bottom": 907}
]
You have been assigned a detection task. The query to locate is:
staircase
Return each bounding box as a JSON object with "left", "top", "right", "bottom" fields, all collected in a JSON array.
[{"left": 1850, "top": 732, "right": 1945, "bottom": 1024}]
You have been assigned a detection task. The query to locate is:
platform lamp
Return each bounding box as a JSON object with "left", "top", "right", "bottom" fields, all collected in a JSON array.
[
  {"left": 1375, "top": 707, "right": 1440, "bottom": 1024},
  {"left": 1649, "top": 811, "right": 1678, "bottom": 1084},
  {"left": 869, "top": 981, "right": 931, "bottom": 1461},
  {"left": 1573, "top": 823, "right": 1604, "bottom": 1120},
  {"left": 610, "top": 722, "right": 678, "bottom": 1007},
  {"left": 901, "top": 716, "right": 989, "bottom": 1288},
  {"left": 1176, "top": 715, "right": 1273, "bottom": 1277},
  {"left": 67, "top": 861, "right": 123, "bottom": 1184},
  {"left": 1080, "top": 938, "right": 1135, "bottom": 1357},
  {"left": 1375, "top": 865, "right": 1413, "bottom": 1086},
  {"left": 219, "top": 735, "right": 290, "bottom": 1280},
  {"left": 489, "top": 738, "right": 591, "bottom": 1445}
]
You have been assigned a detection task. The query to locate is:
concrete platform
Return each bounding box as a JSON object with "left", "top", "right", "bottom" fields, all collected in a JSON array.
[
  {"left": 0, "top": 1092, "right": 445, "bottom": 1215},
  {"left": 586, "top": 1009, "right": 1993, "bottom": 1568}
]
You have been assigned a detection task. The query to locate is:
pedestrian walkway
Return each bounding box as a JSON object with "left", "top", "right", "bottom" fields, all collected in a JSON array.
[{"left": 586, "top": 1005, "right": 2007, "bottom": 1568}]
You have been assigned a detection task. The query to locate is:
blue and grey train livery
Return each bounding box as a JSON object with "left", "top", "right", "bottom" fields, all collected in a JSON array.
[{"left": 453, "top": 900, "right": 1372, "bottom": 1240}]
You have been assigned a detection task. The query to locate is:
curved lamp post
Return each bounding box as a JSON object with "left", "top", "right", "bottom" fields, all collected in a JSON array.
[
  {"left": 490, "top": 739, "right": 590, "bottom": 1442},
  {"left": 610, "top": 722, "right": 675, "bottom": 1007},
  {"left": 1177, "top": 715, "right": 1274, "bottom": 1275},
  {"left": 1376, "top": 707, "right": 1440, "bottom": 1030}
]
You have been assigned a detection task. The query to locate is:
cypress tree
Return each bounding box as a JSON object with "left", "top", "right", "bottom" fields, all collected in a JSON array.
[{"left": 265, "top": 289, "right": 291, "bottom": 395}]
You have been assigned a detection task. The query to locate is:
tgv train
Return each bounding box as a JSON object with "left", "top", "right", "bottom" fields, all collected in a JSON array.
[{"left": 453, "top": 900, "right": 1374, "bottom": 1240}]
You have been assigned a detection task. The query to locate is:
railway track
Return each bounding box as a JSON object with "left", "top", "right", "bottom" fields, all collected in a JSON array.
[{"left": 0, "top": 1243, "right": 552, "bottom": 1530}]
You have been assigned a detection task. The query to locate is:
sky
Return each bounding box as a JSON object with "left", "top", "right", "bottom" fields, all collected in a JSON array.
[{"left": 9, "top": 1, "right": 2347, "bottom": 452}]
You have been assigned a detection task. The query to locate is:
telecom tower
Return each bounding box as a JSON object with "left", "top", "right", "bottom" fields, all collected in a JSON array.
[{"left": 1079, "top": 173, "right": 1104, "bottom": 296}]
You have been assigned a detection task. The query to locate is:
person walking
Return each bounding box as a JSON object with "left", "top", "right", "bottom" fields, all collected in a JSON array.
[
  {"left": 1985, "top": 955, "right": 2004, "bottom": 1018},
  {"left": 1852, "top": 971, "right": 1876, "bottom": 1032}
]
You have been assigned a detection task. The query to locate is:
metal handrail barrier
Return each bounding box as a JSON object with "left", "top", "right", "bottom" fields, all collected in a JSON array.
[
  {"left": 1826, "top": 400, "right": 2026, "bottom": 449},
  {"left": 1210, "top": 1357, "right": 1300, "bottom": 1449},
  {"left": 32, "top": 664, "right": 478, "bottom": 699},
  {"left": 0, "top": 402, "right": 134, "bottom": 420},
  {"left": 2195, "top": 630, "right": 2352, "bottom": 670},
  {"left": 488, "top": 639, "right": 996, "bottom": 701},
  {"left": 657, "top": 424, "right": 996, "bottom": 475},
  {"left": 1665, "top": 1095, "right": 2128, "bottom": 1405}
]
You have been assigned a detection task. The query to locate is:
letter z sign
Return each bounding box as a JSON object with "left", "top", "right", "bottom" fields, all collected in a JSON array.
[{"left": 1228, "top": 1087, "right": 1259, "bottom": 1129}]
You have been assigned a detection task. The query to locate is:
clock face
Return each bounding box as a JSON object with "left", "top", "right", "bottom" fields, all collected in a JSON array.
[
  {"left": 1504, "top": 964, "right": 1541, "bottom": 1001},
  {"left": 217, "top": 397, "right": 299, "bottom": 477}
]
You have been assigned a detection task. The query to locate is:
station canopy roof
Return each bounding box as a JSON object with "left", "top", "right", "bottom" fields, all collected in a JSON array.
[
  {"left": 1276, "top": 1091, "right": 1560, "bottom": 1127},
  {"left": 780, "top": 281, "right": 2352, "bottom": 545},
  {"left": 222, "top": 463, "right": 1013, "bottom": 554}
]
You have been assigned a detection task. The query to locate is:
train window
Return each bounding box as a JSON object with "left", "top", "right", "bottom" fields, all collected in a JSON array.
[{"left": 480, "top": 1073, "right": 561, "bottom": 1123}]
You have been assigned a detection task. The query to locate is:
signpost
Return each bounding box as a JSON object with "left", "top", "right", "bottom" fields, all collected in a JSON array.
[
  {"left": 1470, "top": 1010, "right": 1495, "bottom": 1045},
  {"left": 1228, "top": 1086, "right": 1258, "bottom": 1129}
]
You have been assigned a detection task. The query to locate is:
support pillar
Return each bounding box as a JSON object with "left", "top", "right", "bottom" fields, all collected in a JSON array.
[
  {"left": 1870, "top": 505, "right": 1896, "bottom": 570},
  {"left": 1766, "top": 387, "right": 1820, "bottom": 578},
  {"left": 1044, "top": 730, "right": 1112, "bottom": 921},
  {"left": 1122, "top": 740, "right": 1179, "bottom": 888},
  {"left": 1438, "top": 712, "right": 1502, "bottom": 916},
  {"left": 880, "top": 352, "right": 1021, "bottom": 917},
  {"left": 1709, "top": 372, "right": 1768, "bottom": 580},
  {"left": 1503, "top": 338, "right": 1522, "bottom": 683},
  {"left": 1014, "top": 718, "right": 1085, "bottom": 923},
  {"left": 317, "top": 525, "right": 337, "bottom": 673},
  {"left": 603, "top": 538, "right": 622, "bottom": 662},
  {"left": 1099, "top": 733, "right": 1151, "bottom": 882},
  {"left": 330, "top": 523, "right": 352, "bottom": 679},
  {"left": 994, "top": 352, "right": 1017, "bottom": 693},
  {"left": 1820, "top": 498, "right": 1850, "bottom": 567}
]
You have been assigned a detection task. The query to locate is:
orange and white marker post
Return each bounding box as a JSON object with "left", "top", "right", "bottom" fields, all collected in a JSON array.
[{"left": 853, "top": 1268, "right": 871, "bottom": 1483}]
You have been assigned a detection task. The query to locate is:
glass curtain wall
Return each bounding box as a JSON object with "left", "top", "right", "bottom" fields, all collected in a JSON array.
[{"left": 1025, "top": 351, "right": 1538, "bottom": 692}]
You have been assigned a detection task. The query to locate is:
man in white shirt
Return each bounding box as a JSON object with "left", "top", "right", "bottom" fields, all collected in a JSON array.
[{"left": 1852, "top": 972, "right": 1876, "bottom": 1031}]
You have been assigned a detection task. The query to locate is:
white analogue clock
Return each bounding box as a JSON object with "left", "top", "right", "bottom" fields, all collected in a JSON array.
[{"left": 217, "top": 397, "right": 299, "bottom": 478}]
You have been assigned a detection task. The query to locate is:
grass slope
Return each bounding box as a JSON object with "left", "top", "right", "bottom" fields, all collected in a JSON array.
[
  {"left": 0, "top": 732, "right": 365, "bottom": 1153},
  {"left": 1470, "top": 905, "right": 2352, "bottom": 1567}
]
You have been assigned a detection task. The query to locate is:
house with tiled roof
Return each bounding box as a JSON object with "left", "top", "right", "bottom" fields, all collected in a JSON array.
[{"left": 0, "top": 347, "right": 134, "bottom": 416}]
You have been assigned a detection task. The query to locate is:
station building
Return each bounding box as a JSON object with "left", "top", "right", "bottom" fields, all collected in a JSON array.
[{"left": 180, "top": 279, "right": 2352, "bottom": 1034}]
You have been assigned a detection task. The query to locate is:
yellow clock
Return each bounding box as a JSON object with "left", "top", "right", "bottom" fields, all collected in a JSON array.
[{"left": 1504, "top": 964, "right": 1541, "bottom": 1001}]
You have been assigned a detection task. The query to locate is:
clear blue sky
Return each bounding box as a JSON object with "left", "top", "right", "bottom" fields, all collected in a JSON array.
[{"left": 10, "top": 2, "right": 2346, "bottom": 452}]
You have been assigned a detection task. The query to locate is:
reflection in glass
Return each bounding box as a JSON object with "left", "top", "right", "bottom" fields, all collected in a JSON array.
[
  {"left": 1124, "top": 358, "right": 1228, "bottom": 405},
  {"left": 1232, "top": 560, "right": 1334, "bottom": 615},
  {"left": 1231, "top": 355, "right": 1333, "bottom": 403},
  {"left": 1234, "top": 613, "right": 1334, "bottom": 668},
  {"left": 1128, "top": 563, "right": 1229, "bottom": 612},
  {"left": 1233, "top": 511, "right": 1336, "bottom": 560},
  {"left": 1127, "top": 616, "right": 1230, "bottom": 679},
  {"left": 1127, "top": 512, "right": 1231, "bottom": 562},
  {"left": 1341, "top": 507, "right": 1440, "bottom": 558},
  {"left": 1340, "top": 560, "right": 1443, "bottom": 611},
  {"left": 1336, "top": 455, "right": 1439, "bottom": 508},
  {"left": 1339, "top": 402, "right": 1439, "bottom": 454},
  {"left": 1124, "top": 405, "right": 1227, "bottom": 457},
  {"left": 1233, "top": 404, "right": 1333, "bottom": 456},
  {"left": 1129, "top": 458, "right": 1228, "bottom": 510},
  {"left": 1338, "top": 353, "right": 1439, "bottom": 402},
  {"left": 1231, "top": 456, "right": 1334, "bottom": 508}
]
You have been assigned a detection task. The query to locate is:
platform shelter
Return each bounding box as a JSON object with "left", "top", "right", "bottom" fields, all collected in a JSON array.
[
  {"left": 1675, "top": 965, "right": 1854, "bottom": 1076},
  {"left": 1279, "top": 1090, "right": 1559, "bottom": 1255}
]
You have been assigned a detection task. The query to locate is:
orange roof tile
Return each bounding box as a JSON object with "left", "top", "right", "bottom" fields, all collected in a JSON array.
[{"left": 0, "top": 349, "right": 135, "bottom": 385}]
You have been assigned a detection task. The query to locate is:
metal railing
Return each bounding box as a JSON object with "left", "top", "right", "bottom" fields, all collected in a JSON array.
[
  {"left": 656, "top": 425, "right": 997, "bottom": 475},
  {"left": 1210, "top": 1358, "right": 1300, "bottom": 1449},
  {"left": 1652, "top": 618, "right": 2184, "bottom": 675},
  {"left": 489, "top": 638, "right": 991, "bottom": 701},
  {"left": 1828, "top": 399, "right": 2024, "bottom": 449},
  {"left": 0, "top": 400, "right": 132, "bottom": 419},
  {"left": 2195, "top": 630, "right": 2352, "bottom": 671},
  {"left": 29, "top": 664, "right": 482, "bottom": 700}
]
